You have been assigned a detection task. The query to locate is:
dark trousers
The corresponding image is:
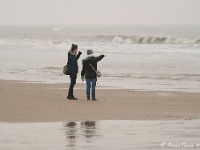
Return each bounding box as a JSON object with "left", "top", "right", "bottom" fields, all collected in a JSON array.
[{"left": 68, "top": 74, "right": 77, "bottom": 97}]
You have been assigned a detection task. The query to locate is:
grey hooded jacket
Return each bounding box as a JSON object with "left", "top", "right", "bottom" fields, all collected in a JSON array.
[{"left": 81, "top": 54, "right": 104, "bottom": 79}]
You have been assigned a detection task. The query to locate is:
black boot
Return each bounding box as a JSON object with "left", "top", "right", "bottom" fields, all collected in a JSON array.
[{"left": 67, "top": 96, "right": 78, "bottom": 100}]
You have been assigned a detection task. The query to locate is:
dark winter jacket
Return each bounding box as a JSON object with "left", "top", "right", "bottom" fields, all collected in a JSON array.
[
  {"left": 67, "top": 51, "right": 82, "bottom": 75},
  {"left": 81, "top": 54, "right": 104, "bottom": 79}
]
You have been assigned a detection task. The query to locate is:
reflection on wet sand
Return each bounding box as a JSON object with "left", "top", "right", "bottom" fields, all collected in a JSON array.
[
  {"left": 1, "top": 120, "right": 200, "bottom": 150},
  {"left": 65, "top": 122, "right": 77, "bottom": 147},
  {"left": 81, "top": 121, "right": 96, "bottom": 139},
  {"left": 65, "top": 121, "right": 97, "bottom": 146}
]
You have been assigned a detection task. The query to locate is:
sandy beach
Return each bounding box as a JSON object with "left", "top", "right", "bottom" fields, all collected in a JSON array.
[
  {"left": 1, "top": 1, "right": 200, "bottom": 149},
  {"left": 0, "top": 79, "right": 200, "bottom": 122}
]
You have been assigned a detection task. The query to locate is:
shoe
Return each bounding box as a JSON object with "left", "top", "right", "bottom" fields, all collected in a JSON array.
[
  {"left": 71, "top": 97, "right": 78, "bottom": 100},
  {"left": 67, "top": 96, "right": 78, "bottom": 100},
  {"left": 92, "top": 98, "right": 97, "bottom": 101},
  {"left": 87, "top": 97, "right": 90, "bottom": 100}
]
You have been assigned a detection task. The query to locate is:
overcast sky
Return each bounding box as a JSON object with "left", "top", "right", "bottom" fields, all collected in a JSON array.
[{"left": 0, "top": 0, "right": 200, "bottom": 26}]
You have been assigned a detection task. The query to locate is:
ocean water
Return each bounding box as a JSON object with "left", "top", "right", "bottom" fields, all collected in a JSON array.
[
  {"left": 1, "top": 120, "right": 200, "bottom": 150},
  {"left": 0, "top": 25, "right": 200, "bottom": 92}
]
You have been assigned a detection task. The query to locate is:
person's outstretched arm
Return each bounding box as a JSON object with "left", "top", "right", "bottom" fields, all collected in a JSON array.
[
  {"left": 76, "top": 51, "right": 82, "bottom": 60},
  {"left": 95, "top": 55, "right": 105, "bottom": 62}
]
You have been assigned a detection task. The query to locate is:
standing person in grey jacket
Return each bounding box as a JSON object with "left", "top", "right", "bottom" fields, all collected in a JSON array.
[{"left": 81, "top": 50, "right": 105, "bottom": 100}]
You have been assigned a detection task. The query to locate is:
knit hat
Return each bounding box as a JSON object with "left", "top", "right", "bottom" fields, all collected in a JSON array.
[{"left": 87, "top": 49, "right": 94, "bottom": 55}]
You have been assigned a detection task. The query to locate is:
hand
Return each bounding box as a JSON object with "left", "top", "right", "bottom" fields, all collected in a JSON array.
[{"left": 81, "top": 76, "right": 85, "bottom": 81}]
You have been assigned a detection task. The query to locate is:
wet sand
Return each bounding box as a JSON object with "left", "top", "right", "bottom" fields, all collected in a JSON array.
[
  {"left": 1, "top": 120, "right": 200, "bottom": 150},
  {"left": 0, "top": 79, "right": 200, "bottom": 122}
]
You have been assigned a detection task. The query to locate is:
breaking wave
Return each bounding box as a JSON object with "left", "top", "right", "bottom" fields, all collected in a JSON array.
[
  {"left": 78, "top": 35, "right": 200, "bottom": 45},
  {"left": 1, "top": 35, "right": 200, "bottom": 47},
  {"left": 51, "top": 27, "right": 69, "bottom": 31}
]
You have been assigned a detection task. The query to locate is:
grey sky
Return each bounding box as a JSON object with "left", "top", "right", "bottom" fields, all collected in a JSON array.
[{"left": 0, "top": 0, "right": 200, "bottom": 25}]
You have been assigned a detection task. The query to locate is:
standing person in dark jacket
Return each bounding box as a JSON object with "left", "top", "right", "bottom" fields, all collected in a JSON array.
[
  {"left": 81, "top": 50, "right": 105, "bottom": 100},
  {"left": 67, "top": 44, "right": 82, "bottom": 100}
]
